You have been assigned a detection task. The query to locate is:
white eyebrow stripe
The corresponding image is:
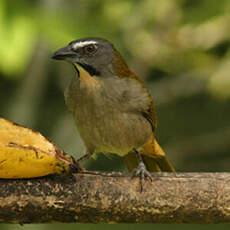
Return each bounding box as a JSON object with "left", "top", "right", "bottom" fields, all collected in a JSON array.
[{"left": 72, "top": 41, "right": 98, "bottom": 49}]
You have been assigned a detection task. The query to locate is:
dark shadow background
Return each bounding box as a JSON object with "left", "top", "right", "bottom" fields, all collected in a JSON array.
[{"left": 1, "top": 0, "right": 230, "bottom": 229}]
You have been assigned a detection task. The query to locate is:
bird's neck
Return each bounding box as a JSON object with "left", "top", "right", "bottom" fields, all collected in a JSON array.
[{"left": 112, "top": 49, "right": 137, "bottom": 79}]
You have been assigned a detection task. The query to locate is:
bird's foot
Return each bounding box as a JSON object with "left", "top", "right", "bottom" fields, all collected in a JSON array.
[
  {"left": 132, "top": 162, "right": 152, "bottom": 192},
  {"left": 69, "top": 156, "right": 84, "bottom": 173}
]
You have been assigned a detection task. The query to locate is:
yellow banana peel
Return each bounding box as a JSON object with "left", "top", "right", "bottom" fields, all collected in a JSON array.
[{"left": 0, "top": 118, "right": 80, "bottom": 179}]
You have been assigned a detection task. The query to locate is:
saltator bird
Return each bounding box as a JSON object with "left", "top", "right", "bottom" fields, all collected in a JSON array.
[{"left": 52, "top": 37, "right": 175, "bottom": 190}]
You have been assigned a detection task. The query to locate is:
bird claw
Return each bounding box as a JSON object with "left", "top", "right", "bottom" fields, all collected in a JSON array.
[{"left": 132, "top": 162, "right": 152, "bottom": 192}]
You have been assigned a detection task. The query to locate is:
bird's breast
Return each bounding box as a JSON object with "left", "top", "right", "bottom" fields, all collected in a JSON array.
[{"left": 65, "top": 75, "right": 152, "bottom": 155}]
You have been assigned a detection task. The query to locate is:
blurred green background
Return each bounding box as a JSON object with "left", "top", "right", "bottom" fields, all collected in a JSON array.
[{"left": 1, "top": 0, "right": 230, "bottom": 229}]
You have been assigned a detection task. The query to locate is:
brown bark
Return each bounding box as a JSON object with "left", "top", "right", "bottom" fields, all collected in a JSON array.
[{"left": 0, "top": 172, "right": 229, "bottom": 223}]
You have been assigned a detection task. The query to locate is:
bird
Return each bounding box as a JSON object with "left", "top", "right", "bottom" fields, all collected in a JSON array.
[{"left": 52, "top": 37, "right": 175, "bottom": 190}]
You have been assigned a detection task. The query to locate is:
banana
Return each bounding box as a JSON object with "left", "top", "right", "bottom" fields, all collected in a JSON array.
[{"left": 0, "top": 118, "right": 80, "bottom": 179}]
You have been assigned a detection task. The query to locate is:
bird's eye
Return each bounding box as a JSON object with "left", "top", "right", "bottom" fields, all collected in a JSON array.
[{"left": 84, "top": 44, "right": 97, "bottom": 54}]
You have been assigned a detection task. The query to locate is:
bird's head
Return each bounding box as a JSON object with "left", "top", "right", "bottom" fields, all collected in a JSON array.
[{"left": 52, "top": 37, "right": 132, "bottom": 78}]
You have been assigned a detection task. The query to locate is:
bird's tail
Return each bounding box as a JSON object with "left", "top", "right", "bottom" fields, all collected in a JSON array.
[{"left": 124, "top": 135, "right": 175, "bottom": 172}]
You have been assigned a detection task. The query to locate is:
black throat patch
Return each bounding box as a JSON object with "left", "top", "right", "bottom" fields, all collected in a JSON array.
[
  {"left": 72, "top": 64, "right": 80, "bottom": 76},
  {"left": 77, "top": 63, "right": 100, "bottom": 76}
]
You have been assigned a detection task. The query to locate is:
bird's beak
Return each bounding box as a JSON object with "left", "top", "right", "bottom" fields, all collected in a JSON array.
[{"left": 52, "top": 45, "right": 76, "bottom": 60}]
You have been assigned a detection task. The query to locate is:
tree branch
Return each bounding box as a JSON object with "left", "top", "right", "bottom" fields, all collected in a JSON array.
[{"left": 0, "top": 172, "right": 229, "bottom": 223}]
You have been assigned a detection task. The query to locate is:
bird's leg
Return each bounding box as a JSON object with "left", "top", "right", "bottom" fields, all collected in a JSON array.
[
  {"left": 132, "top": 150, "right": 152, "bottom": 192},
  {"left": 73, "top": 151, "right": 93, "bottom": 173},
  {"left": 77, "top": 151, "right": 92, "bottom": 163}
]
